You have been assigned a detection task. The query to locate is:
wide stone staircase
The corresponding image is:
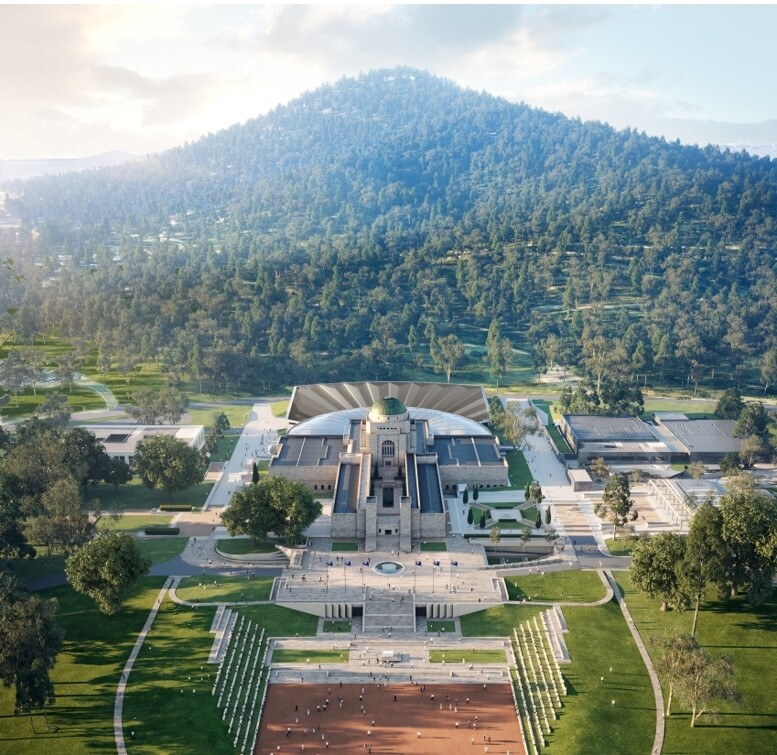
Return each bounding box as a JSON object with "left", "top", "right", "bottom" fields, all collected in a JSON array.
[{"left": 361, "top": 588, "right": 416, "bottom": 633}]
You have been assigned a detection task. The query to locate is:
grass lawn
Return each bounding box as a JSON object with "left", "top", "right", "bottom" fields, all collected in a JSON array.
[
  {"left": 120, "top": 595, "right": 235, "bottom": 755},
  {"left": 87, "top": 479, "right": 213, "bottom": 511},
  {"left": 271, "top": 400, "right": 289, "bottom": 417},
  {"left": 546, "top": 422, "right": 572, "bottom": 453},
  {"left": 618, "top": 572, "right": 777, "bottom": 755},
  {"left": 426, "top": 620, "right": 456, "bottom": 633},
  {"left": 504, "top": 571, "right": 608, "bottom": 602},
  {"left": 271, "top": 649, "right": 348, "bottom": 664},
  {"left": 323, "top": 620, "right": 351, "bottom": 633},
  {"left": 419, "top": 541, "right": 448, "bottom": 552},
  {"left": 331, "top": 542, "right": 359, "bottom": 552},
  {"left": 518, "top": 505, "right": 539, "bottom": 523},
  {"left": 0, "top": 384, "right": 106, "bottom": 419},
  {"left": 489, "top": 520, "right": 529, "bottom": 530},
  {"left": 176, "top": 575, "right": 274, "bottom": 603},
  {"left": 460, "top": 603, "right": 545, "bottom": 637},
  {"left": 186, "top": 405, "right": 249, "bottom": 429},
  {"left": 428, "top": 649, "right": 506, "bottom": 664},
  {"left": 136, "top": 537, "right": 188, "bottom": 564},
  {"left": 0, "top": 578, "right": 167, "bottom": 754},
  {"left": 642, "top": 398, "right": 717, "bottom": 418},
  {"left": 235, "top": 604, "right": 318, "bottom": 637},
  {"left": 7, "top": 551, "right": 67, "bottom": 583},
  {"left": 206, "top": 434, "right": 239, "bottom": 463},
  {"left": 483, "top": 501, "right": 519, "bottom": 509},
  {"left": 98, "top": 514, "right": 173, "bottom": 532},
  {"left": 215, "top": 538, "right": 279, "bottom": 555},
  {"left": 544, "top": 601, "right": 655, "bottom": 755},
  {"left": 500, "top": 450, "right": 533, "bottom": 490},
  {"left": 605, "top": 537, "right": 642, "bottom": 556}
]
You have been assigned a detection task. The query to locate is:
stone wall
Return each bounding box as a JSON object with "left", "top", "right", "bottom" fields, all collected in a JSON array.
[
  {"left": 331, "top": 512, "right": 358, "bottom": 539},
  {"left": 268, "top": 465, "right": 338, "bottom": 489},
  {"left": 438, "top": 464, "right": 509, "bottom": 489}
]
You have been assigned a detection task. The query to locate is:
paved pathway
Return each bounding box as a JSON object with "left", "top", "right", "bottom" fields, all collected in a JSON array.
[{"left": 202, "top": 401, "right": 289, "bottom": 511}]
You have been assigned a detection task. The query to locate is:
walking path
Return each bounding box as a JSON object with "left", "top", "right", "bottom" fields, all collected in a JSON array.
[
  {"left": 114, "top": 576, "right": 178, "bottom": 754},
  {"left": 201, "top": 401, "right": 289, "bottom": 511},
  {"left": 604, "top": 570, "right": 665, "bottom": 755}
]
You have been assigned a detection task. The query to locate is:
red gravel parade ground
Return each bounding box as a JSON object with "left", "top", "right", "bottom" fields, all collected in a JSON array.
[{"left": 256, "top": 682, "right": 525, "bottom": 754}]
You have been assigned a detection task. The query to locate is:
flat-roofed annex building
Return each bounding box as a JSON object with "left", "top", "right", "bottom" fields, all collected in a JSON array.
[
  {"left": 558, "top": 414, "right": 672, "bottom": 464},
  {"left": 558, "top": 412, "right": 742, "bottom": 465},
  {"left": 82, "top": 424, "right": 205, "bottom": 465},
  {"left": 269, "top": 382, "right": 509, "bottom": 552}
]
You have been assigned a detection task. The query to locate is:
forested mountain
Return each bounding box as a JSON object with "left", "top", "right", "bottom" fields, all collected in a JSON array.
[{"left": 2, "top": 67, "right": 777, "bottom": 394}]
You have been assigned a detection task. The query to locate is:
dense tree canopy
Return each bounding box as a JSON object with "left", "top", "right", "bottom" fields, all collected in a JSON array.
[
  {"left": 629, "top": 532, "right": 688, "bottom": 612},
  {"left": 221, "top": 476, "right": 322, "bottom": 546},
  {"left": 65, "top": 533, "right": 150, "bottom": 615},
  {"left": 718, "top": 478, "right": 777, "bottom": 603},
  {"left": 132, "top": 434, "right": 204, "bottom": 497},
  {"left": 0, "top": 576, "right": 63, "bottom": 716},
  {"left": 0, "top": 68, "right": 776, "bottom": 396}
]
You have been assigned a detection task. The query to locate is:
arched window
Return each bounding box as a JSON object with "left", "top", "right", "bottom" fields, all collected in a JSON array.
[{"left": 381, "top": 439, "right": 395, "bottom": 457}]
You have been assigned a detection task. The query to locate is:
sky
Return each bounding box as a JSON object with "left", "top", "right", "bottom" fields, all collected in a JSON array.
[{"left": 2, "top": 2, "right": 777, "bottom": 161}]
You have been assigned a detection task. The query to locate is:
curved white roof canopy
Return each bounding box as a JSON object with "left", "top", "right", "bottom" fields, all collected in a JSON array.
[{"left": 288, "top": 407, "right": 491, "bottom": 437}]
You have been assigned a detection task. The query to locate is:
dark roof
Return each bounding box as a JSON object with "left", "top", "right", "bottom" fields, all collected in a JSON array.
[{"left": 368, "top": 397, "right": 407, "bottom": 420}]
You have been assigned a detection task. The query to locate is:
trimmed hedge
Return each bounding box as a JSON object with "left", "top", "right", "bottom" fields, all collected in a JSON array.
[
  {"left": 158, "top": 505, "right": 193, "bottom": 512},
  {"left": 144, "top": 527, "right": 181, "bottom": 536}
]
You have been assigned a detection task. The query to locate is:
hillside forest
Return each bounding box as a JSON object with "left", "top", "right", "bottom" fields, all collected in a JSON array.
[{"left": 1, "top": 68, "right": 777, "bottom": 403}]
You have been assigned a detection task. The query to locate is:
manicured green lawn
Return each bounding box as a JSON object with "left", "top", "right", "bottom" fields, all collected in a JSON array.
[
  {"left": 215, "top": 538, "right": 279, "bottom": 555},
  {"left": 618, "top": 572, "right": 777, "bottom": 755},
  {"left": 7, "top": 551, "right": 66, "bottom": 583},
  {"left": 186, "top": 405, "right": 250, "bottom": 429},
  {"left": 98, "top": 514, "right": 173, "bottom": 532},
  {"left": 505, "top": 571, "right": 608, "bottom": 603},
  {"left": 87, "top": 479, "right": 213, "bottom": 510},
  {"left": 176, "top": 575, "right": 274, "bottom": 603},
  {"left": 483, "top": 501, "right": 519, "bottom": 509},
  {"left": 419, "top": 541, "right": 447, "bottom": 552},
  {"left": 489, "top": 519, "right": 527, "bottom": 530},
  {"left": 136, "top": 537, "right": 188, "bottom": 564},
  {"left": 518, "top": 505, "right": 538, "bottom": 522},
  {"left": 605, "top": 536, "right": 641, "bottom": 556},
  {"left": 120, "top": 596, "right": 235, "bottom": 755},
  {"left": 272, "top": 649, "right": 348, "bottom": 664},
  {"left": 459, "top": 576, "right": 654, "bottom": 754},
  {"left": 426, "top": 620, "right": 456, "bottom": 633},
  {"left": 0, "top": 578, "right": 167, "bottom": 754},
  {"left": 641, "top": 398, "right": 717, "bottom": 418},
  {"left": 323, "top": 620, "right": 351, "bottom": 633},
  {"left": 0, "top": 384, "right": 106, "bottom": 419},
  {"left": 235, "top": 604, "right": 318, "bottom": 637},
  {"left": 271, "top": 400, "right": 289, "bottom": 417},
  {"left": 499, "top": 450, "right": 533, "bottom": 490},
  {"left": 544, "top": 601, "right": 654, "bottom": 755},
  {"left": 460, "top": 604, "right": 545, "bottom": 637},
  {"left": 331, "top": 542, "right": 359, "bottom": 552},
  {"left": 429, "top": 649, "right": 506, "bottom": 664},
  {"left": 206, "top": 434, "right": 239, "bottom": 462},
  {"left": 545, "top": 422, "right": 572, "bottom": 453}
]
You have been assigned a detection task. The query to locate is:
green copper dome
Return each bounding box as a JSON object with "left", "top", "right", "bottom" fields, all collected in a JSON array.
[{"left": 368, "top": 397, "right": 407, "bottom": 421}]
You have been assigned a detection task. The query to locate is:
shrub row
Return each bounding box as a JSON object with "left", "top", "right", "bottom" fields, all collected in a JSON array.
[
  {"left": 159, "top": 504, "right": 193, "bottom": 512},
  {"left": 144, "top": 527, "right": 181, "bottom": 536}
]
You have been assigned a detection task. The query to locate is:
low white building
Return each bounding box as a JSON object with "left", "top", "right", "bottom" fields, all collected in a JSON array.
[{"left": 82, "top": 424, "right": 205, "bottom": 465}]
